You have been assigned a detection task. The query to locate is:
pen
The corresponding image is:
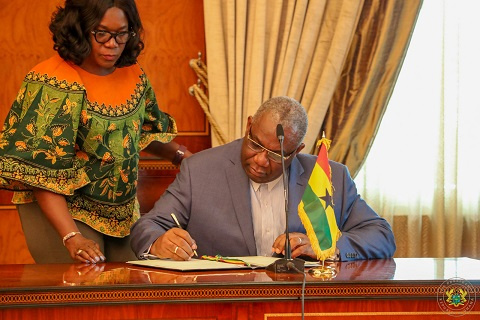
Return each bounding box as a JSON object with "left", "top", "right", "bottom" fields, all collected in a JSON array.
[{"left": 170, "top": 213, "right": 198, "bottom": 257}]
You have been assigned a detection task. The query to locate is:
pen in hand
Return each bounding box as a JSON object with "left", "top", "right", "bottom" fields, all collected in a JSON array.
[{"left": 170, "top": 213, "right": 198, "bottom": 257}]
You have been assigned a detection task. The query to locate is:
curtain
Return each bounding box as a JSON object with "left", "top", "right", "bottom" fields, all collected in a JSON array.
[
  {"left": 322, "top": 0, "right": 423, "bottom": 176},
  {"left": 355, "top": 0, "right": 480, "bottom": 258},
  {"left": 204, "top": 0, "right": 422, "bottom": 176},
  {"left": 203, "top": 0, "right": 364, "bottom": 149}
]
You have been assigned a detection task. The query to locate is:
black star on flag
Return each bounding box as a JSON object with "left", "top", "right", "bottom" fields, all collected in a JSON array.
[{"left": 319, "top": 188, "right": 333, "bottom": 210}]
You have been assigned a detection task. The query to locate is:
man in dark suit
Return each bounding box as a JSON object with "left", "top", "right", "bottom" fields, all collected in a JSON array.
[{"left": 130, "top": 96, "right": 396, "bottom": 261}]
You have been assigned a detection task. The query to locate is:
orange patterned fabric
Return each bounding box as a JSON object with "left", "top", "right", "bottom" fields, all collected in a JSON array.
[{"left": 0, "top": 55, "right": 177, "bottom": 237}]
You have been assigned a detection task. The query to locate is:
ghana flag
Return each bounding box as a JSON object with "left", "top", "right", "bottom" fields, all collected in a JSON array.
[{"left": 298, "top": 136, "right": 341, "bottom": 261}]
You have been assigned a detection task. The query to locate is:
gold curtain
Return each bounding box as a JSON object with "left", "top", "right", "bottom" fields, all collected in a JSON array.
[
  {"left": 203, "top": 0, "right": 423, "bottom": 176},
  {"left": 203, "top": 0, "right": 364, "bottom": 149},
  {"left": 323, "top": 0, "right": 423, "bottom": 177}
]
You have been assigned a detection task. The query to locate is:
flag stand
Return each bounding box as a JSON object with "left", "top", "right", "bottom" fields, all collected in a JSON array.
[{"left": 308, "top": 260, "right": 337, "bottom": 280}]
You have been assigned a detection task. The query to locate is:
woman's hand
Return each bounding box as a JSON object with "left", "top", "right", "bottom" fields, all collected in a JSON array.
[{"left": 64, "top": 233, "right": 105, "bottom": 263}]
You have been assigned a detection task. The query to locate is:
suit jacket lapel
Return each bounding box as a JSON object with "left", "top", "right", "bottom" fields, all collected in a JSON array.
[{"left": 225, "top": 141, "right": 257, "bottom": 255}]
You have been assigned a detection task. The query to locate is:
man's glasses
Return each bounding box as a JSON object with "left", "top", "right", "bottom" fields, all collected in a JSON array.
[
  {"left": 247, "top": 129, "right": 295, "bottom": 163},
  {"left": 91, "top": 30, "right": 136, "bottom": 44}
]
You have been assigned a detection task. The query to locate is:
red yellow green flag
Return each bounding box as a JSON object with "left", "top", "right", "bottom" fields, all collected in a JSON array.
[{"left": 298, "top": 136, "right": 341, "bottom": 261}]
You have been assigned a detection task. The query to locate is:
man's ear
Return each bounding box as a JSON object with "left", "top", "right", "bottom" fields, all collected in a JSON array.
[
  {"left": 245, "top": 116, "right": 253, "bottom": 135},
  {"left": 295, "top": 143, "right": 305, "bottom": 154}
]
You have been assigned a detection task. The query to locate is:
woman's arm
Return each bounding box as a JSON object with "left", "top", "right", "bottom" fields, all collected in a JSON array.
[
  {"left": 143, "top": 141, "right": 193, "bottom": 165},
  {"left": 32, "top": 188, "right": 105, "bottom": 263}
]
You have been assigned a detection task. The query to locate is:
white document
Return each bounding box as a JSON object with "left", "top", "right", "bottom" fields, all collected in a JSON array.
[{"left": 127, "top": 256, "right": 319, "bottom": 271}]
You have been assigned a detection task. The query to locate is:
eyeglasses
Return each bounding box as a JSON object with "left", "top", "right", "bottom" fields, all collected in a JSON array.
[
  {"left": 91, "top": 30, "right": 136, "bottom": 44},
  {"left": 247, "top": 129, "right": 295, "bottom": 163}
]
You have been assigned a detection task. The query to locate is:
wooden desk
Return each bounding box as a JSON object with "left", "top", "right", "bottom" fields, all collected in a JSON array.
[{"left": 1, "top": 258, "right": 479, "bottom": 319}]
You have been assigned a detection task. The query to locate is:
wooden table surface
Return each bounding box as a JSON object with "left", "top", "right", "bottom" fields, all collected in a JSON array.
[{"left": 1, "top": 257, "right": 479, "bottom": 320}]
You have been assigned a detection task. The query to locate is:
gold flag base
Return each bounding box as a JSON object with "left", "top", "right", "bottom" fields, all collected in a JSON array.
[{"left": 308, "top": 261, "right": 337, "bottom": 280}]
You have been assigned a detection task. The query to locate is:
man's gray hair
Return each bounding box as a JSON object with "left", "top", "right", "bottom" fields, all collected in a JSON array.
[{"left": 251, "top": 96, "right": 308, "bottom": 146}]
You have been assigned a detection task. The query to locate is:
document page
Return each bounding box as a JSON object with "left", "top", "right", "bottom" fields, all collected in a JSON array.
[{"left": 127, "top": 256, "right": 319, "bottom": 271}]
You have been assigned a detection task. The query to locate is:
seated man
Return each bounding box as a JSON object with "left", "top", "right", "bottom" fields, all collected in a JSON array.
[{"left": 130, "top": 96, "right": 396, "bottom": 261}]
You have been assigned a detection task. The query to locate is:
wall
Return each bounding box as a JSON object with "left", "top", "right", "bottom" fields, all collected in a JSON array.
[{"left": 0, "top": 0, "right": 208, "bottom": 264}]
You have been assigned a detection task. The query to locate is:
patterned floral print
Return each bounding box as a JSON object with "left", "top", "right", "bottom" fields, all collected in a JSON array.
[{"left": 0, "top": 55, "right": 177, "bottom": 237}]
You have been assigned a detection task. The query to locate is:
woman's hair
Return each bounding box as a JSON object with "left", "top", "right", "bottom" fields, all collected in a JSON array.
[{"left": 49, "top": 0, "right": 144, "bottom": 67}]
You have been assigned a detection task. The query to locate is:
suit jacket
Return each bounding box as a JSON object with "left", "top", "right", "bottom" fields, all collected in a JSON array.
[{"left": 130, "top": 139, "right": 396, "bottom": 260}]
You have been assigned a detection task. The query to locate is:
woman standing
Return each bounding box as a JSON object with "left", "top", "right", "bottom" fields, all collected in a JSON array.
[{"left": 0, "top": 0, "right": 191, "bottom": 263}]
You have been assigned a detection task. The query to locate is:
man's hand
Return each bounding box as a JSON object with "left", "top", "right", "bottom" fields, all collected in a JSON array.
[
  {"left": 271, "top": 232, "right": 316, "bottom": 259},
  {"left": 151, "top": 228, "right": 198, "bottom": 261}
]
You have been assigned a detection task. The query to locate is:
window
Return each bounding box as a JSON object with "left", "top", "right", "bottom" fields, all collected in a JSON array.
[{"left": 355, "top": 0, "right": 480, "bottom": 258}]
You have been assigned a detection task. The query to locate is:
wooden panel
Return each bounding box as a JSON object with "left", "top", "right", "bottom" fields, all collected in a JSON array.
[
  {"left": 137, "top": 0, "right": 208, "bottom": 137},
  {"left": 0, "top": 0, "right": 64, "bottom": 124},
  {"left": 137, "top": 169, "right": 178, "bottom": 213},
  {"left": 0, "top": 0, "right": 209, "bottom": 264},
  {"left": 2, "top": 302, "right": 479, "bottom": 320},
  {"left": 0, "top": 204, "right": 34, "bottom": 264}
]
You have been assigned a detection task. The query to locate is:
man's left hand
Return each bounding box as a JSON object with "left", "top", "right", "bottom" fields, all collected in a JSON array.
[{"left": 271, "top": 232, "right": 316, "bottom": 259}]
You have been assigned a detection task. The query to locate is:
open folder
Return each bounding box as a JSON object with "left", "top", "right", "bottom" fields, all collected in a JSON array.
[{"left": 127, "top": 256, "right": 319, "bottom": 271}]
